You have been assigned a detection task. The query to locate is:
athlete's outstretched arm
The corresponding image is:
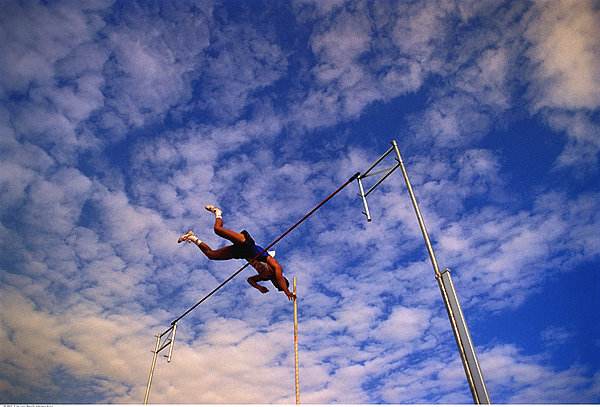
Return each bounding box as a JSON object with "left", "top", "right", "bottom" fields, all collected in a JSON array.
[{"left": 267, "top": 256, "right": 295, "bottom": 301}]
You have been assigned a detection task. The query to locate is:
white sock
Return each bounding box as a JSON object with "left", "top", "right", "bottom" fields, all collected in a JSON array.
[{"left": 205, "top": 205, "right": 223, "bottom": 218}]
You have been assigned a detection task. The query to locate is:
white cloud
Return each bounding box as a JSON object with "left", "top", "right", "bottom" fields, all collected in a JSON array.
[
  {"left": 540, "top": 325, "right": 575, "bottom": 348},
  {"left": 0, "top": 1, "right": 110, "bottom": 96},
  {"left": 406, "top": 33, "right": 517, "bottom": 148},
  {"left": 546, "top": 111, "right": 600, "bottom": 169},
  {"left": 526, "top": 0, "right": 600, "bottom": 111},
  {"left": 409, "top": 94, "right": 494, "bottom": 148},
  {"left": 0, "top": 2, "right": 112, "bottom": 165},
  {"left": 0, "top": 110, "right": 55, "bottom": 210},
  {"left": 436, "top": 189, "right": 600, "bottom": 310},
  {"left": 456, "top": 47, "right": 511, "bottom": 110},
  {"left": 311, "top": 10, "right": 371, "bottom": 71},
  {"left": 377, "top": 343, "right": 600, "bottom": 403},
  {"left": 198, "top": 24, "right": 288, "bottom": 121},
  {"left": 103, "top": 2, "right": 212, "bottom": 127},
  {"left": 294, "top": 0, "right": 347, "bottom": 17},
  {"left": 21, "top": 168, "right": 93, "bottom": 236},
  {"left": 392, "top": 0, "right": 453, "bottom": 70},
  {"left": 377, "top": 306, "right": 431, "bottom": 343},
  {"left": 482, "top": 345, "right": 600, "bottom": 403},
  {"left": 524, "top": 0, "right": 600, "bottom": 169},
  {"left": 291, "top": 1, "right": 448, "bottom": 129}
]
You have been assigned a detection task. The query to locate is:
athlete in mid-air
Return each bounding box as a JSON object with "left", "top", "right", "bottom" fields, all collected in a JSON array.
[{"left": 178, "top": 205, "right": 295, "bottom": 301}]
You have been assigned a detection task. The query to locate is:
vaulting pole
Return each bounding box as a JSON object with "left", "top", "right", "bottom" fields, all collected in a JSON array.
[{"left": 293, "top": 276, "right": 300, "bottom": 404}]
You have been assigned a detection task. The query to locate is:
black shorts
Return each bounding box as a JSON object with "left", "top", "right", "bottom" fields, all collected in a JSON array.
[{"left": 231, "top": 230, "right": 269, "bottom": 262}]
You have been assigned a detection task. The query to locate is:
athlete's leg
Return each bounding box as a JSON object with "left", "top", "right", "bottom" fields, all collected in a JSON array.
[
  {"left": 178, "top": 230, "right": 237, "bottom": 260},
  {"left": 205, "top": 204, "right": 247, "bottom": 245},
  {"left": 213, "top": 217, "right": 247, "bottom": 245},
  {"left": 196, "top": 242, "right": 238, "bottom": 260}
]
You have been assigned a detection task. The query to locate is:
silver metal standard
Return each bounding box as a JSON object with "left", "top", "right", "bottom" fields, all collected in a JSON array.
[
  {"left": 391, "top": 140, "right": 441, "bottom": 277},
  {"left": 144, "top": 324, "right": 178, "bottom": 404},
  {"left": 356, "top": 140, "right": 490, "bottom": 404},
  {"left": 390, "top": 140, "right": 490, "bottom": 404}
]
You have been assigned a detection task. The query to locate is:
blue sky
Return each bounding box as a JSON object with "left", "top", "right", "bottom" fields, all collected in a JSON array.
[{"left": 1, "top": 0, "right": 599, "bottom": 403}]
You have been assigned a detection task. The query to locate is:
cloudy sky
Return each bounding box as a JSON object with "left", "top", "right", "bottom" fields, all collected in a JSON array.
[{"left": 1, "top": 0, "right": 600, "bottom": 403}]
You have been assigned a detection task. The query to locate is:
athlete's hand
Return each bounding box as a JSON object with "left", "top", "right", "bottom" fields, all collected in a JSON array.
[{"left": 286, "top": 291, "right": 296, "bottom": 301}]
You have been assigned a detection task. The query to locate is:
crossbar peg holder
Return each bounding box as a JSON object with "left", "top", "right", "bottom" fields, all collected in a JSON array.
[{"left": 356, "top": 175, "right": 372, "bottom": 222}]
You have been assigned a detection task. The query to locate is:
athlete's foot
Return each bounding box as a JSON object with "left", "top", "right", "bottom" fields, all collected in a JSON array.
[
  {"left": 178, "top": 230, "right": 199, "bottom": 244},
  {"left": 204, "top": 204, "right": 223, "bottom": 218}
]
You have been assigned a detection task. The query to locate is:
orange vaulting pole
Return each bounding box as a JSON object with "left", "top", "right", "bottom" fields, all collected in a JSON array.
[{"left": 293, "top": 276, "right": 300, "bottom": 404}]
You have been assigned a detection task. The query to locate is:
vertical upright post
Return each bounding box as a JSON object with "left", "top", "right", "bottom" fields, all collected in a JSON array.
[
  {"left": 144, "top": 333, "right": 161, "bottom": 405},
  {"left": 391, "top": 140, "right": 490, "bottom": 404},
  {"left": 293, "top": 277, "right": 300, "bottom": 404}
]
